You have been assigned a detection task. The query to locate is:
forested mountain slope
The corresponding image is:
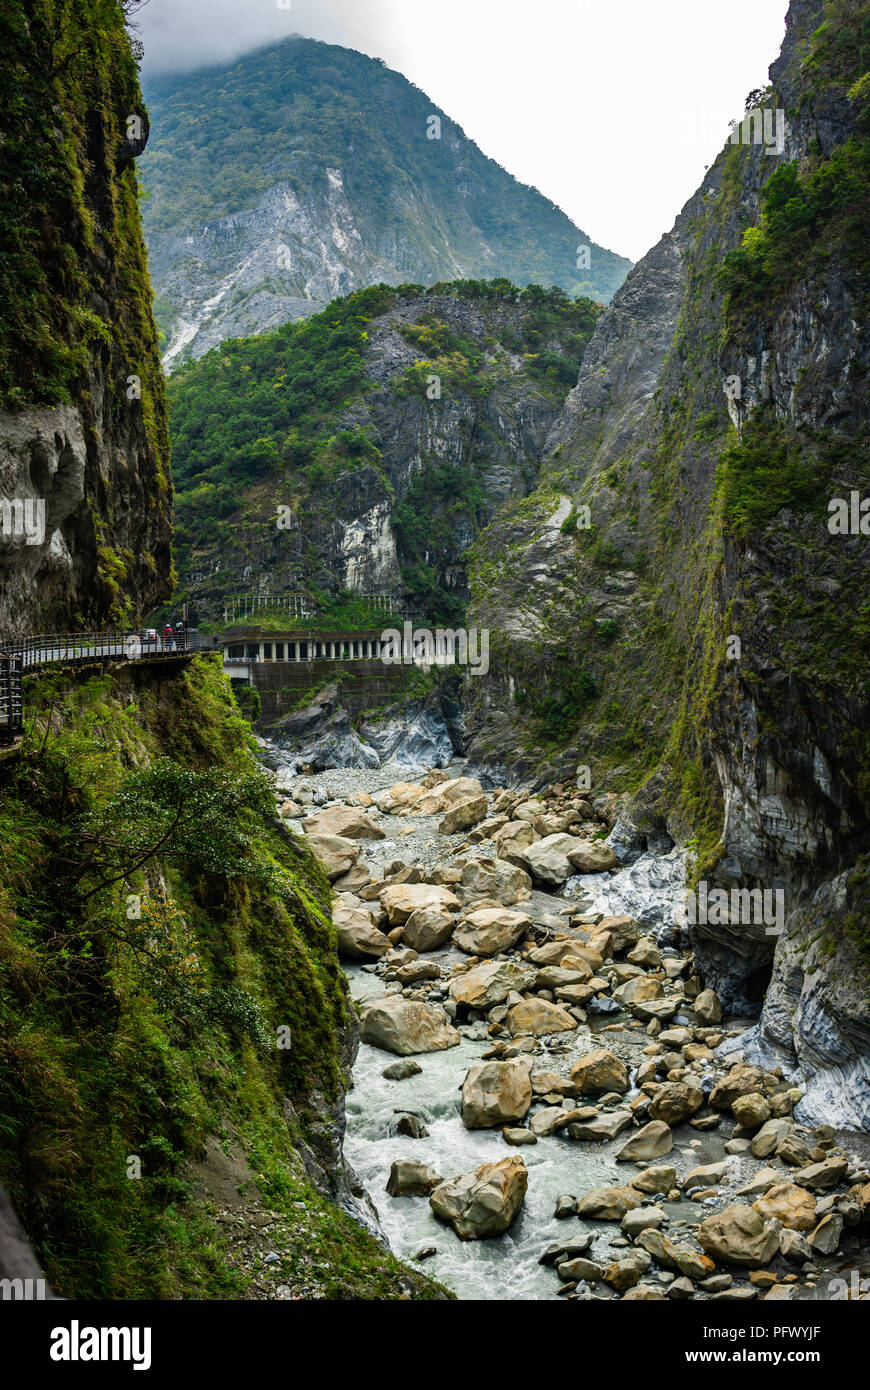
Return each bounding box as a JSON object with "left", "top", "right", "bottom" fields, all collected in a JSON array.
[
  {"left": 167, "top": 279, "right": 602, "bottom": 623},
  {"left": 140, "top": 38, "right": 630, "bottom": 366}
]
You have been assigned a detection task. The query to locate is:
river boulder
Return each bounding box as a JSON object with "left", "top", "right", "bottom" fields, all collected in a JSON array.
[
  {"left": 519, "top": 833, "right": 586, "bottom": 885},
  {"left": 566, "top": 840, "right": 619, "bottom": 873},
  {"left": 576, "top": 1185, "right": 641, "bottom": 1221},
  {"left": 570, "top": 1049, "right": 629, "bottom": 1095},
  {"left": 752, "top": 1183, "right": 817, "bottom": 1232},
  {"left": 616, "top": 1120, "right": 674, "bottom": 1161},
  {"left": 458, "top": 857, "right": 532, "bottom": 906},
  {"left": 360, "top": 997, "right": 460, "bottom": 1055},
  {"left": 401, "top": 905, "right": 456, "bottom": 952},
  {"left": 449, "top": 959, "right": 534, "bottom": 1010},
  {"left": 612, "top": 976, "right": 664, "bottom": 1006},
  {"left": 506, "top": 998, "right": 577, "bottom": 1036},
  {"left": 461, "top": 1060, "right": 533, "bottom": 1129},
  {"left": 439, "top": 795, "right": 489, "bottom": 834},
  {"left": 303, "top": 805, "right": 386, "bottom": 840},
  {"left": 305, "top": 833, "right": 360, "bottom": 881},
  {"left": 335, "top": 908, "right": 391, "bottom": 960},
  {"left": 453, "top": 907, "right": 532, "bottom": 956},
  {"left": 648, "top": 1081, "right": 704, "bottom": 1125},
  {"left": 429, "top": 1156, "right": 528, "bottom": 1240},
  {"left": 698, "top": 1204, "right": 780, "bottom": 1266},
  {"left": 386, "top": 1161, "right": 442, "bottom": 1196},
  {"left": 379, "top": 883, "right": 460, "bottom": 926}
]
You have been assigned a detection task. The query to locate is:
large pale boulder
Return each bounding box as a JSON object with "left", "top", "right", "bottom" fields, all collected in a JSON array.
[
  {"left": 360, "top": 997, "right": 460, "bottom": 1055},
  {"left": 461, "top": 1060, "right": 533, "bottom": 1129},
  {"left": 305, "top": 834, "right": 360, "bottom": 881},
  {"left": 649, "top": 1082, "right": 704, "bottom": 1126},
  {"left": 628, "top": 937, "right": 662, "bottom": 968},
  {"left": 401, "top": 906, "right": 456, "bottom": 952},
  {"left": 304, "top": 806, "right": 386, "bottom": 840},
  {"left": 752, "top": 1183, "right": 817, "bottom": 1232},
  {"left": 709, "top": 1065, "right": 766, "bottom": 1112},
  {"left": 453, "top": 907, "right": 532, "bottom": 956},
  {"left": 379, "top": 883, "right": 460, "bottom": 926},
  {"left": 493, "top": 820, "right": 540, "bottom": 857},
  {"left": 519, "top": 833, "right": 586, "bottom": 885},
  {"left": 567, "top": 1110, "right": 633, "bottom": 1142},
  {"left": 439, "top": 795, "right": 489, "bottom": 834},
  {"left": 449, "top": 959, "right": 534, "bottom": 1010},
  {"left": 597, "top": 916, "right": 640, "bottom": 953},
  {"left": 386, "top": 1161, "right": 442, "bottom": 1196},
  {"left": 416, "top": 776, "right": 484, "bottom": 816},
  {"left": 616, "top": 1120, "right": 674, "bottom": 1162},
  {"left": 629, "top": 1165, "right": 677, "bottom": 1195},
  {"left": 528, "top": 938, "right": 592, "bottom": 966},
  {"left": 536, "top": 963, "right": 593, "bottom": 989},
  {"left": 577, "top": 1186, "right": 641, "bottom": 1221},
  {"left": 612, "top": 976, "right": 664, "bottom": 1006},
  {"left": 457, "top": 857, "right": 532, "bottom": 906},
  {"left": 335, "top": 909, "right": 391, "bottom": 961},
  {"left": 507, "top": 998, "right": 577, "bottom": 1036},
  {"left": 693, "top": 988, "right": 723, "bottom": 1023},
  {"left": 372, "top": 782, "right": 425, "bottom": 814},
  {"left": 698, "top": 1204, "right": 780, "bottom": 1266},
  {"left": 429, "top": 1156, "right": 528, "bottom": 1239},
  {"left": 565, "top": 840, "right": 619, "bottom": 873},
  {"left": 570, "top": 1049, "right": 630, "bottom": 1095}
]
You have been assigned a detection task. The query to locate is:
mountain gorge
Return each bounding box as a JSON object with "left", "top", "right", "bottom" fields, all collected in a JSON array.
[
  {"left": 140, "top": 38, "right": 630, "bottom": 367},
  {"left": 0, "top": 0, "right": 438, "bottom": 1302},
  {"left": 2, "top": 0, "right": 870, "bottom": 1319},
  {"left": 465, "top": 0, "right": 870, "bottom": 1125}
]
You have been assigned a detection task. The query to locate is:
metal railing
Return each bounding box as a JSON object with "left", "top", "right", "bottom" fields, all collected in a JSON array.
[
  {"left": 0, "top": 654, "right": 23, "bottom": 743},
  {"left": 0, "top": 630, "right": 216, "bottom": 671},
  {"left": 0, "top": 630, "right": 216, "bottom": 742}
]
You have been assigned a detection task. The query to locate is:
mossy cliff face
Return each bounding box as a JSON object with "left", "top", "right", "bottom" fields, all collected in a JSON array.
[
  {"left": 0, "top": 655, "right": 443, "bottom": 1298},
  {"left": 168, "top": 280, "right": 600, "bottom": 624},
  {"left": 0, "top": 0, "right": 172, "bottom": 635},
  {"left": 466, "top": 0, "right": 870, "bottom": 1123}
]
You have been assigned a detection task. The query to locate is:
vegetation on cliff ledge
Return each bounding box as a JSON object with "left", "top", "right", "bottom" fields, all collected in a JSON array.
[{"left": 0, "top": 656, "right": 442, "bottom": 1298}]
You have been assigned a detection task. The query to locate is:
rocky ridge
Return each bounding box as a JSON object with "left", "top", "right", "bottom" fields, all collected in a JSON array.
[{"left": 140, "top": 38, "right": 630, "bottom": 366}]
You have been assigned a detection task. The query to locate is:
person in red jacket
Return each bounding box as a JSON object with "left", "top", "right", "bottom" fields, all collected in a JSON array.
[{"left": 163, "top": 624, "right": 174, "bottom": 650}]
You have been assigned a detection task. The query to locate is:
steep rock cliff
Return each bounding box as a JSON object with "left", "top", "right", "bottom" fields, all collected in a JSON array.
[
  {"left": 465, "top": 0, "right": 870, "bottom": 1124},
  {"left": 168, "top": 280, "right": 601, "bottom": 623},
  {"left": 0, "top": 0, "right": 172, "bottom": 637}
]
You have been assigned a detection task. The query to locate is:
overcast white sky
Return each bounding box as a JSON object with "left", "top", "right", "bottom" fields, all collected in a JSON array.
[{"left": 135, "top": 0, "right": 789, "bottom": 262}]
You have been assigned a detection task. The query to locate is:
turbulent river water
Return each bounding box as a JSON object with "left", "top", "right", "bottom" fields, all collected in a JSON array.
[
  {"left": 344, "top": 961, "right": 719, "bottom": 1300},
  {"left": 261, "top": 745, "right": 870, "bottom": 1302}
]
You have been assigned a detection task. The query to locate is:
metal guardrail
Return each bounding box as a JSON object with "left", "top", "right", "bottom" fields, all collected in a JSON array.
[
  {"left": 0, "top": 655, "right": 23, "bottom": 743},
  {"left": 0, "top": 630, "right": 217, "bottom": 743},
  {"left": 0, "top": 630, "right": 215, "bottom": 667}
]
